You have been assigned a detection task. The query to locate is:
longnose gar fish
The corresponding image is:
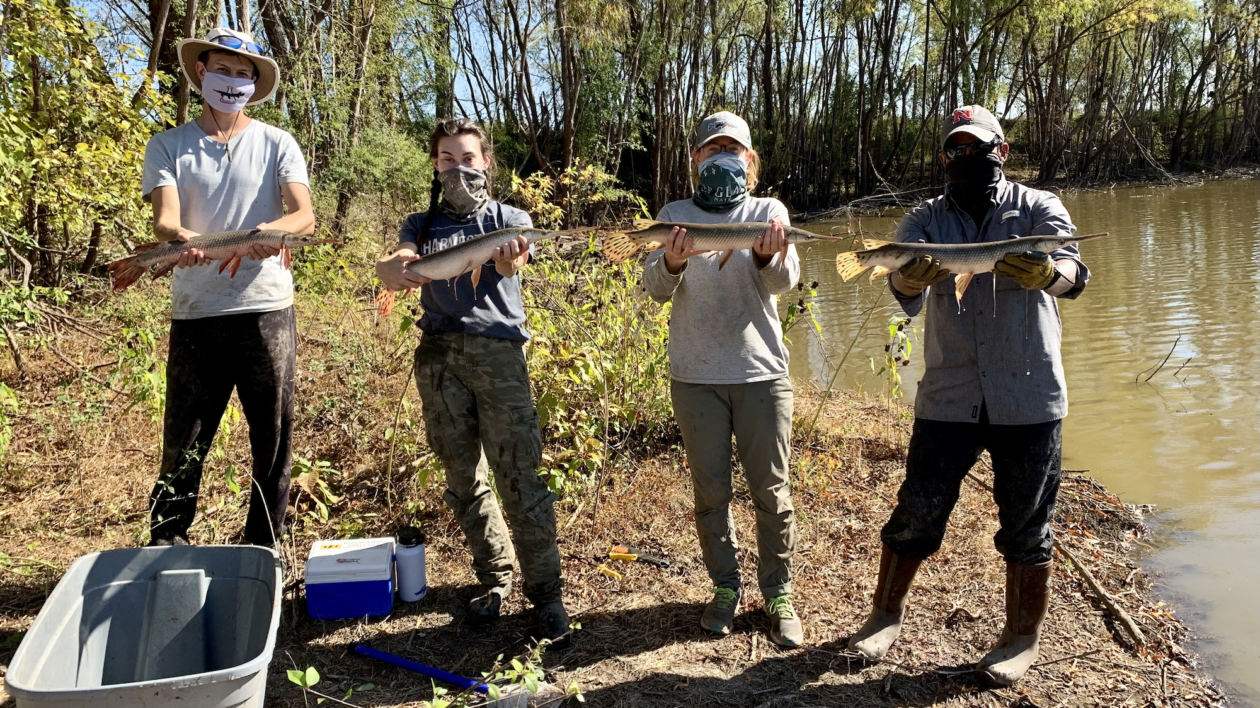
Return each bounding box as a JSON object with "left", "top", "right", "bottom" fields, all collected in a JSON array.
[
  {"left": 835, "top": 233, "right": 1109, "bottom": 300},
  {"left": 602, "top": 219, "right": 843, "bottom": 268},
  {"left": 375, "top": 226, "right": 586, "bottom": 316},
  {"left": 108, "top": 229, "right": 332, "bottom": 291}
]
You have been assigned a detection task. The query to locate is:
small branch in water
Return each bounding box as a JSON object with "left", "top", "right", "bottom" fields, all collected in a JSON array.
[
  {"left": 1136, "top": 333, "right": 1181, "bottom": 383},
  {"left": 1171, "top": 357, "right": 1192, "bottom": 379}
]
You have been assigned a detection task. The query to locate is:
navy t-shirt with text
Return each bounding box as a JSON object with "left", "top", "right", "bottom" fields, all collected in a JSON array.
[{"left": 398, "top": 202, "right": 534, "bottom": 341}]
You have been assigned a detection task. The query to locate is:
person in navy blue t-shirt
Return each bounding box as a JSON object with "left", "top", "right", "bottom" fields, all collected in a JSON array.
[{"left": 375, "top": 119, "right": 570, "bottom": 648}]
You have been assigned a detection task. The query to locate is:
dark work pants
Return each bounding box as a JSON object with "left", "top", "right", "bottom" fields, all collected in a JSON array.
[
  {"left": 881, "top": 407, "right": 1062, "bottom": 565},
  {"left": 149, "top": 307, "right": 296, "bottom": 546}
]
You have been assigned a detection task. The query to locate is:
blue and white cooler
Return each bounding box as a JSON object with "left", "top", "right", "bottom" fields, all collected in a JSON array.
[{"left": 305, "top": 538, "right": 395, "bottom": 620}]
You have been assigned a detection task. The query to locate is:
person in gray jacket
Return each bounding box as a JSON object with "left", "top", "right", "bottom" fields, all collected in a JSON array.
[
  {"left": 643, "top": 112, "right": 803, "bottom": 648},
  {"left": 847, "top": 105, "right": 1089, "bottom": 686}
]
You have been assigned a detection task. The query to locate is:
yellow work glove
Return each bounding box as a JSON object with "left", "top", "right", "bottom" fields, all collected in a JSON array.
[
  {"left": 896, "top": 255, "right": 951, "bottom": 292},
  {"left": 994, "top": 251, "right": 1058, "bottom": 290}
]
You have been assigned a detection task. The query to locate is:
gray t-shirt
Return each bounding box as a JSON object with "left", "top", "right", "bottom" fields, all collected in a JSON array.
[
  {"left": 642, "top": 197, "right": 799, "bottom": 384},
  {"left": 142, "top": 120, "right": 310, "bottom": 320}
]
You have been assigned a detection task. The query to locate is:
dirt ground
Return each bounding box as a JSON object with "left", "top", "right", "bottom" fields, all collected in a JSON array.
[{"left": 0, "top": 317, "right": 1231, "bottom": 707}]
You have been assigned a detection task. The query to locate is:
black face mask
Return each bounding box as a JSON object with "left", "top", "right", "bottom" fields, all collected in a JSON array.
[{"left": 946, "top": 153, "right": 1003, "bottom": 224}]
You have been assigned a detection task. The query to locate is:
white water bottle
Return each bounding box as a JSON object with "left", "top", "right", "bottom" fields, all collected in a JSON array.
[{"left": 395, "top": 526, "right": 428, "bottom": 602}]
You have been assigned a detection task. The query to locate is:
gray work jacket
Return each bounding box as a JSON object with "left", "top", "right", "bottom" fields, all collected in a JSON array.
[{"left": 892, "top": 177, "right": 1090, "bottom": 426}]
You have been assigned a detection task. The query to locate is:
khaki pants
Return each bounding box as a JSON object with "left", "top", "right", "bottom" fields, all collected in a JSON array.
[
  {"left": 671, "top": 377, "right": 796, "bottom": 599},
  {"left": 415, "top": 332, "right": 563, "bottom": 604}
]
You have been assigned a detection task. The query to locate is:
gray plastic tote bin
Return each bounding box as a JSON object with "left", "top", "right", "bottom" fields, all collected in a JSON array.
[{"left": 4, "top": 545, "right": 282, "bottom": 708}]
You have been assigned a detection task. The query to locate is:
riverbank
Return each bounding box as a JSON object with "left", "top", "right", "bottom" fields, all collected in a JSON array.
[
  {"left": 794, "top": 164, "right": 1260, "bottom": 221},
  {"left": 0, "top": 273, "right": 1230, "bottom": 705}
]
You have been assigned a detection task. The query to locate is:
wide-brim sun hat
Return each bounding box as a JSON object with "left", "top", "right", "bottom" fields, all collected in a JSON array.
[{"left": 177, "top": 27, "right": 280, "bottom": 107}]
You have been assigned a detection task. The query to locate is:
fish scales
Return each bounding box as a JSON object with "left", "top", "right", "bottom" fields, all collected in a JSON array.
[
  {"left": 602, "top": 220, "right": 842, "bottom": 263},
  {"left": 375, "top": 226, "right": 585, "bottom": 316},
  {"left": 403, "top": 227, "right": 578, "bottom": 282},
  {"left": 107, "top": 229, "right": 331, "bottom": 290},
  {"left": 835, "top": 233, "right": 1109, "bottom": 300}
]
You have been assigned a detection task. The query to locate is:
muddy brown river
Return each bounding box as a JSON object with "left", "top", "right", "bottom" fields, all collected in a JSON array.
[{"left": 791, "top": 178, "right": 1259, "bottom": 704}]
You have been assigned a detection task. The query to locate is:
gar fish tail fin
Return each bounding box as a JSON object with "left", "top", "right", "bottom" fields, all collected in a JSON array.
[
  {"left": 106, "top": 255, "right": 149, "bottom": 291},
  {"left": 602, "top": 231, "right": 644, "bottom": 262},
  {"left": 129, "top": 241, "right": 167, "bottom": 254},
  {"left": 835, "top": 251, "right": 871, "bottom": 282}
]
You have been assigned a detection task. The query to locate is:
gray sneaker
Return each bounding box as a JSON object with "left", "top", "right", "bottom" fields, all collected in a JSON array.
[
  {"left": 466, "top": 584, "right": 510, "bottom": 627},
  {"left": 765, "top": 595, "right": 803, "bottom": 647},
  {"left": 700, "top": 587, "right": 741, "bottom": 635}
]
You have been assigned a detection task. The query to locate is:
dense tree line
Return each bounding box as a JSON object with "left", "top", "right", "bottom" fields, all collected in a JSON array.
[{"left": 1, "top": 0, "right": 1257, "bottom": 286}]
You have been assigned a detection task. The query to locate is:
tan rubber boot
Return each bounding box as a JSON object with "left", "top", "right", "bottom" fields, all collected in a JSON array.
[
  {"left": 978, "top": 561, "right": 1052, "bottom": 686},
  {"left": 847, "top": 545, "right": 923, "bottom": 660}
]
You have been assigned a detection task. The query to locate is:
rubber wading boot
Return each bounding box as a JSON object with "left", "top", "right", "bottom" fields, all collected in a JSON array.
[
  {"left": 533, "top": 600, "right": 573, "bottom": 649},
  {"left": 765, "top": 595, "right": 804, "bottom": 648},
  {"left": 978, "top": 561, "right": 1052, "bottom": 686},
  {"left": 847, "top": 545, "right": 923, "bottom": 660},
  {"left": 701, "top": 587, "right": 741, "bottom": 635},
  {"left": 466, "top": 584, "right": 510, "bottom": 627}
]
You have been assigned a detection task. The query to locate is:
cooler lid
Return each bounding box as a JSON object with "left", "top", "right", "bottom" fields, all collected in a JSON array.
[{"left": 305, "top": 537, "right": 395, "bottom": 584}]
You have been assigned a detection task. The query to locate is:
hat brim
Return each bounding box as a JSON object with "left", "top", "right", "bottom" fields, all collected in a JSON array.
[
  {"left": 696, "top": 130, "right": 754, "bottom": 151},
  {"left": 942, "top": 125, "right": 1000, "bottom": 149},
  {"left": 177, "top": 38, "right": 280, "bottom": 106}
]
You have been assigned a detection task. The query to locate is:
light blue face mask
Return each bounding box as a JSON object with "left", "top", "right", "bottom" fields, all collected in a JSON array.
[{"left": 693, "top": 152, "right": 749, "bottom": 212}]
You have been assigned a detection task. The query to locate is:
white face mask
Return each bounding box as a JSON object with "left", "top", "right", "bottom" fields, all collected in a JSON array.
[{"left": 200, "top": 73, "right": 255, "bottom": 113}]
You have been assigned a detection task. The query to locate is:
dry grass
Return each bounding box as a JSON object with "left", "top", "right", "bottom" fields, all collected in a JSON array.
[{"left": 0, "top": 283, "right": 1229, "bottom": 708}]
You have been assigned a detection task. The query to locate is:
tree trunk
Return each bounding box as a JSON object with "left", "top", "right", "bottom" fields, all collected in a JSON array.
[{"left": 176, "top": 0, "right": 200, "bottom": 124}]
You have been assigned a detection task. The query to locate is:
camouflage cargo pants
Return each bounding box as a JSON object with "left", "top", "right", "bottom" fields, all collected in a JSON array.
[{"left": 414, "top": 331, "right": 563, "bottom": 604}]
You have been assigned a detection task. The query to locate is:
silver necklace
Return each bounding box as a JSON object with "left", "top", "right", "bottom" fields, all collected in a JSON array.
[{"left": 209, "top": 110, "right": 242, "bottom": 163}]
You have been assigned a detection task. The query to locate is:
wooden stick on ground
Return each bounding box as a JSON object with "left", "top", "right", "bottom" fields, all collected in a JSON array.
[
  {"left": 1054, "top": 542, "right": 1146, "bottom": 648},
  {"left": 964, "top": 471, "right": 1146, "bottom": 648}
]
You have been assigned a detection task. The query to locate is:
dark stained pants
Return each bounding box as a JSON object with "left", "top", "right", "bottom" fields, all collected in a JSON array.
[
  {"left": 149, "top": 307, "right": 296, "bottom": 546},
  {"left": 881, "top": 407, "right": 1062, "bottom": 565}
]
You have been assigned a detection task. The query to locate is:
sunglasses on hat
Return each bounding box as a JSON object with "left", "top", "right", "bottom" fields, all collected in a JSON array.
[
  {"left": 211, "top": 35, "right": 264, "bottom": 55},
  {"left": 943, "top": 135, "right": 1003, "bottom": 161}
]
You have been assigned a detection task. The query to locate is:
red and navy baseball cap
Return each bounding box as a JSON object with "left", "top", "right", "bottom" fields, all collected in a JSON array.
[{"left": 942, "top": 105, "right": 1005, "bottom": 149}]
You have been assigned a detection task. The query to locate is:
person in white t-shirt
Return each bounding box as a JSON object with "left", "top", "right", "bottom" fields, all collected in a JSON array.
[{"left": 140, "top": 28, "right": 315, "bottom": 547}]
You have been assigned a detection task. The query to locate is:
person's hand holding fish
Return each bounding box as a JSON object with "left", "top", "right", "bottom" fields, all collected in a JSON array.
[
  {"left": 993, "top": 251, "right": 1058, "bottom": 290},
  {"left": 893, "top": 255, "right": 950, "bottom": 295},
  {"left": 491, "top": 234, "right": 530, "bottom": 277},
  {"left": 751, "top": 220, "right": 788, "bottom": 267},
  {"left": 173, "top": 230, "right": 208, "bottom": 269},
  {"left": 375, "top": 249, "right": 431, "bottom": 292},
  {"left": 244, "top": 221, "right": 288, "bottom": 265},
  {"left": 662, "top": 226, "right": 710, "bottom": 274}
]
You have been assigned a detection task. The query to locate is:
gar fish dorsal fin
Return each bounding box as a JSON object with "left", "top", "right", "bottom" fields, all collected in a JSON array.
[
  {"left": 954, "top": 272, "right": 975, "bottom": 301},
  {"left": 862, "top": 239, "right": 893, "bottom": 250},
  {"left": 632, "top": 218, "right": 661, "bottom": 230}
]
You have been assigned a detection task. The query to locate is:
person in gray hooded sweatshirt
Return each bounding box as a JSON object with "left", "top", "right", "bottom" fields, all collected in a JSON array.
[{"left": 643, "top": 111, "right": 803, "bottom": 648}]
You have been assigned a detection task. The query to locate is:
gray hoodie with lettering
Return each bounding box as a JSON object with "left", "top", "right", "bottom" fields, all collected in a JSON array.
[{"left": 643, "top": 197, "right": 799, "bottom": 385}]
